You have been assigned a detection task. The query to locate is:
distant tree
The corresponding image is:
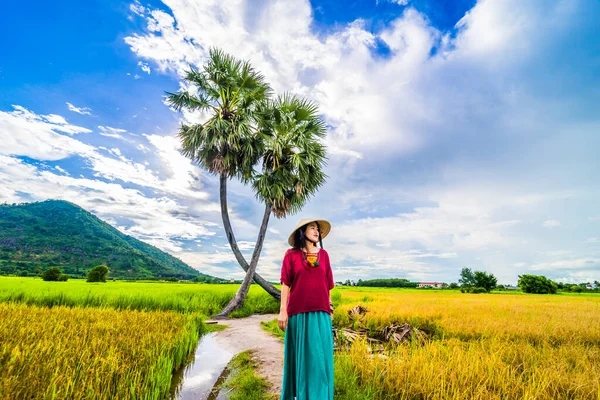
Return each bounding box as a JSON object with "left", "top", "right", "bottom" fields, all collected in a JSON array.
[
  {"left": 473, "top": 271, "right": 497, "bottom": 292},
  {"left": 459, "top": 268, "right": 497, "bottom": 293},
  {"left": 356, "top": 278, "right": 418, "bottom": 288},
  {"left": 518, "top": 274, "right": 558, "bottom": 294},
  {"left": 18, "top": 270, "right": 28, "bottom": 277},
  {"left": 42, "top": 267, "right": 64, "bottom": 282},
  {"left": 570, "top": 285, "right": 583, "bottom": 293},
  {"left": 448, "top": 282, "right": 459, "bottom": 289},
  {"left": 87, "top": 265, "right": 109, "bottom": 283},
  {"left": 459, "top": 268, "right": 476, "bottom": 287}
]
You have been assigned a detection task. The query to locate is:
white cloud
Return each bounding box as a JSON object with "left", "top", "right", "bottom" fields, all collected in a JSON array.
[
  {"left": 98, "top": 126, "right": 131, "bottom": 141},
  {"left": 66, "top": 102, "right": 92, "bottom": 115},
  {"left": 176, "top": 251, "right": 238, "bottom": 276},
  {"left": 130, "top": 1, "right": 147, "bottom": 17},
  {"left": 137, "top": 143, "right": 151, "bottom": 152},
  {"left": 543, "top": 220, "right": 561, "bottom": 228},
  {"left": 138, "top": 61, "right": 151, "bottom": 74},
  {"left": 0, "top": 106, "right": 94, "bottom": 160},
  {"left": 235, "top": 241, "right": 256, "bottom": 251},
  {"left": 0, "top": 104, "right": 218, "bottom": 200},
  {"left": 54, "top": 166, "right": 69, "bottom": 175},
  {"left": 529, "top": 258, "right": 599, "bottom": 271}
]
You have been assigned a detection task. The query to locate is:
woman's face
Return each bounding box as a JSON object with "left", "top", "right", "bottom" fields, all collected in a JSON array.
[{"left": 304, "top": 222, "right": 320, "bottom": 242}]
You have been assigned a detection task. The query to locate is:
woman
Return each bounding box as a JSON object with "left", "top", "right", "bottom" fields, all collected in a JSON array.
[{"left": 279, "top": 218, "right": 335, "bottom": 400}]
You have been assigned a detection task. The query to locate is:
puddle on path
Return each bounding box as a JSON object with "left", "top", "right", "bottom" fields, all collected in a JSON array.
[{"left": 170, "top": 332, "right": 233, "bottom": 400}]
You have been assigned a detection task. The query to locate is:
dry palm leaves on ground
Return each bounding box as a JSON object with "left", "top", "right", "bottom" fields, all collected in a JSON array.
[{"left": 333, "top": 305, "right": 430, "bottom": 351}]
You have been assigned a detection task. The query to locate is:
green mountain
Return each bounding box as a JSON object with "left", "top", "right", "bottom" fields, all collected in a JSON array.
[{"left": 0, "top": 200, "right": 215, "bottom": 280}]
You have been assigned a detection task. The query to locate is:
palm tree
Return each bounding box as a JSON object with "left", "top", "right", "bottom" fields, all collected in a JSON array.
[
  {"left": 167, "top": 48, "right": 280, "bottom": 299},
  {"left": 214, "top": 94, "right": 327, "bottom": 317}
]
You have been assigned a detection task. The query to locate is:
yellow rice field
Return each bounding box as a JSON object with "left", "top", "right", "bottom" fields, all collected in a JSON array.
[
  {"left": 0, "top": 303, "right": 203, "bottom": 400},
  {"left": 1, "top": 278, "right": 599, "bottom": 399},
  {"left": 332, "top": 288, "right": 600, "bottom": 399}
]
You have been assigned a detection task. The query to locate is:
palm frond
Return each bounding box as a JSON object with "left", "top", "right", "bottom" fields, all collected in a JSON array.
[
  {"left": 254, "top": 93, "right": 328, "bottom": 217},
  {"left": 166, "top": 91, "right": 213, "bottom": 112}
]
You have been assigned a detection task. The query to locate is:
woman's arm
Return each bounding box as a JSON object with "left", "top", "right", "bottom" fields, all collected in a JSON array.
[{"left": 278, "top": 284, "right": 290, "bottom": 331}]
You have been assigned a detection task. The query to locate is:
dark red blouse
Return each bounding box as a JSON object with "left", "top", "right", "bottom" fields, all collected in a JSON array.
[{"left": 280, "top": 248, "right": 335, "bottom": 317}]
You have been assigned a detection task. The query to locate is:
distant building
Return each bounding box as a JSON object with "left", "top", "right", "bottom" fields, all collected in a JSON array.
[
  {"left": 418, "top": 282, "right": 444, "bottom": 288},
  {"left": 504, "top": 285, "right": 519, "bottom": 290}
]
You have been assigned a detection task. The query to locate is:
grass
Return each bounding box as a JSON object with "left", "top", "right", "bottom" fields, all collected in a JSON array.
[
  {"left": 334, "top": 337, "right": 600, "bottom": 399},
  {"left": 331, "top": 287, "right": 600, "bottom": 344},
  {"left": 205, "top": 322, "right": 229, "bottom": 333},
  {"left": 0, "top": 276, "right": 279, "bottom": 399},
  {"left": 260, "top": 318, "right": 285, "bottom": 340},
  {"left": 3, "top": 277, "right": 599, "bottom": 398},
  {"left": 0, "top": 302, "right": 203, "bottom": 400},
  {"left": 258, "top": 287, "right": 600, "bottom": 398},
  {"left": 331, "top": 288, "right": 600, "bottom": 399},
  {"left": 0, "top": 276, "right": 279, "bottom": 317},
  {"left": 219, "top": 350, "right": 277, "bottom": 400}
]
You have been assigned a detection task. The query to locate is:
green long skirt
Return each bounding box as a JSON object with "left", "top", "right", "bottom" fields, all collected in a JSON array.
[{"left": 281, "top": 311, "right": 334, "bottom": 400}]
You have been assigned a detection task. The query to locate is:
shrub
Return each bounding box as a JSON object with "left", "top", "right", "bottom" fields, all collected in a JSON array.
[
  {"left": 42, "top": 267, "right": 65, "bottom": 282},
  {"left": 473, "top": 271, "right": 497, "bottom": 292},
  {"left": 459, "top": 268, "right": 497, "bottom": 292},
  {"left": 518, "top": 275, "right": 558, "bottom": 294},
  {"left": 87, "top": 265, "right": 109, "bottom": 283},
  {"left": 571, "top": 285, "right": 583, "bottom": 293}
]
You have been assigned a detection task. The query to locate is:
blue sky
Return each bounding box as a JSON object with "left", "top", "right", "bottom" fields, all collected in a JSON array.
[{"left": 1, "top": 0, "right": 599, "bottom": 284}]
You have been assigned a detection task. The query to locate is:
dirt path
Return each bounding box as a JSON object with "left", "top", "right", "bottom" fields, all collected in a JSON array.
[{"left": 210, "top": 314, "right": 283, "bottom": 396}]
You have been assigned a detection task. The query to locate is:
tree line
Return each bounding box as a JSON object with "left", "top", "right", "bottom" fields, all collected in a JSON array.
[{"left": 336, "top": 268, "right": 598, "bottom": 295}]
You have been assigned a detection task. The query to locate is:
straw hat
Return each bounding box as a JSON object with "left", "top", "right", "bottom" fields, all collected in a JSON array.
[{"left": 287, "top": 218, "right": 331, "bottom": 247}]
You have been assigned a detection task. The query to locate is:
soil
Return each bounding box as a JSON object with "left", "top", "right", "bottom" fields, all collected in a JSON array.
[{"left": 209, "top": 314, "right": 283, "bottom": 396}]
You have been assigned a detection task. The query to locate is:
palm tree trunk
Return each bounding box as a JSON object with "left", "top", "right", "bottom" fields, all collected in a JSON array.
[
  {"left": 215, "top": 202, "right": 272, "bottom": 318},
  {"left": 218, "top": 173, "right": 281, "bottom": 299}
]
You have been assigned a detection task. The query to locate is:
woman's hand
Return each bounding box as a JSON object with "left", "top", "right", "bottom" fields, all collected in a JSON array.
[
  {"left": 278, "top": 310, "right": 288, "bottom": 331},
  {"left": 279, "top": 284, "right": 290, "bottom": 331}
]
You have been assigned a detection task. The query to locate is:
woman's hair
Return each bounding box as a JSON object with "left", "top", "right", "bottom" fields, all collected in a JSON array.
[{"left": 291, "top": 222, "right": 323, "bottom": 249}]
